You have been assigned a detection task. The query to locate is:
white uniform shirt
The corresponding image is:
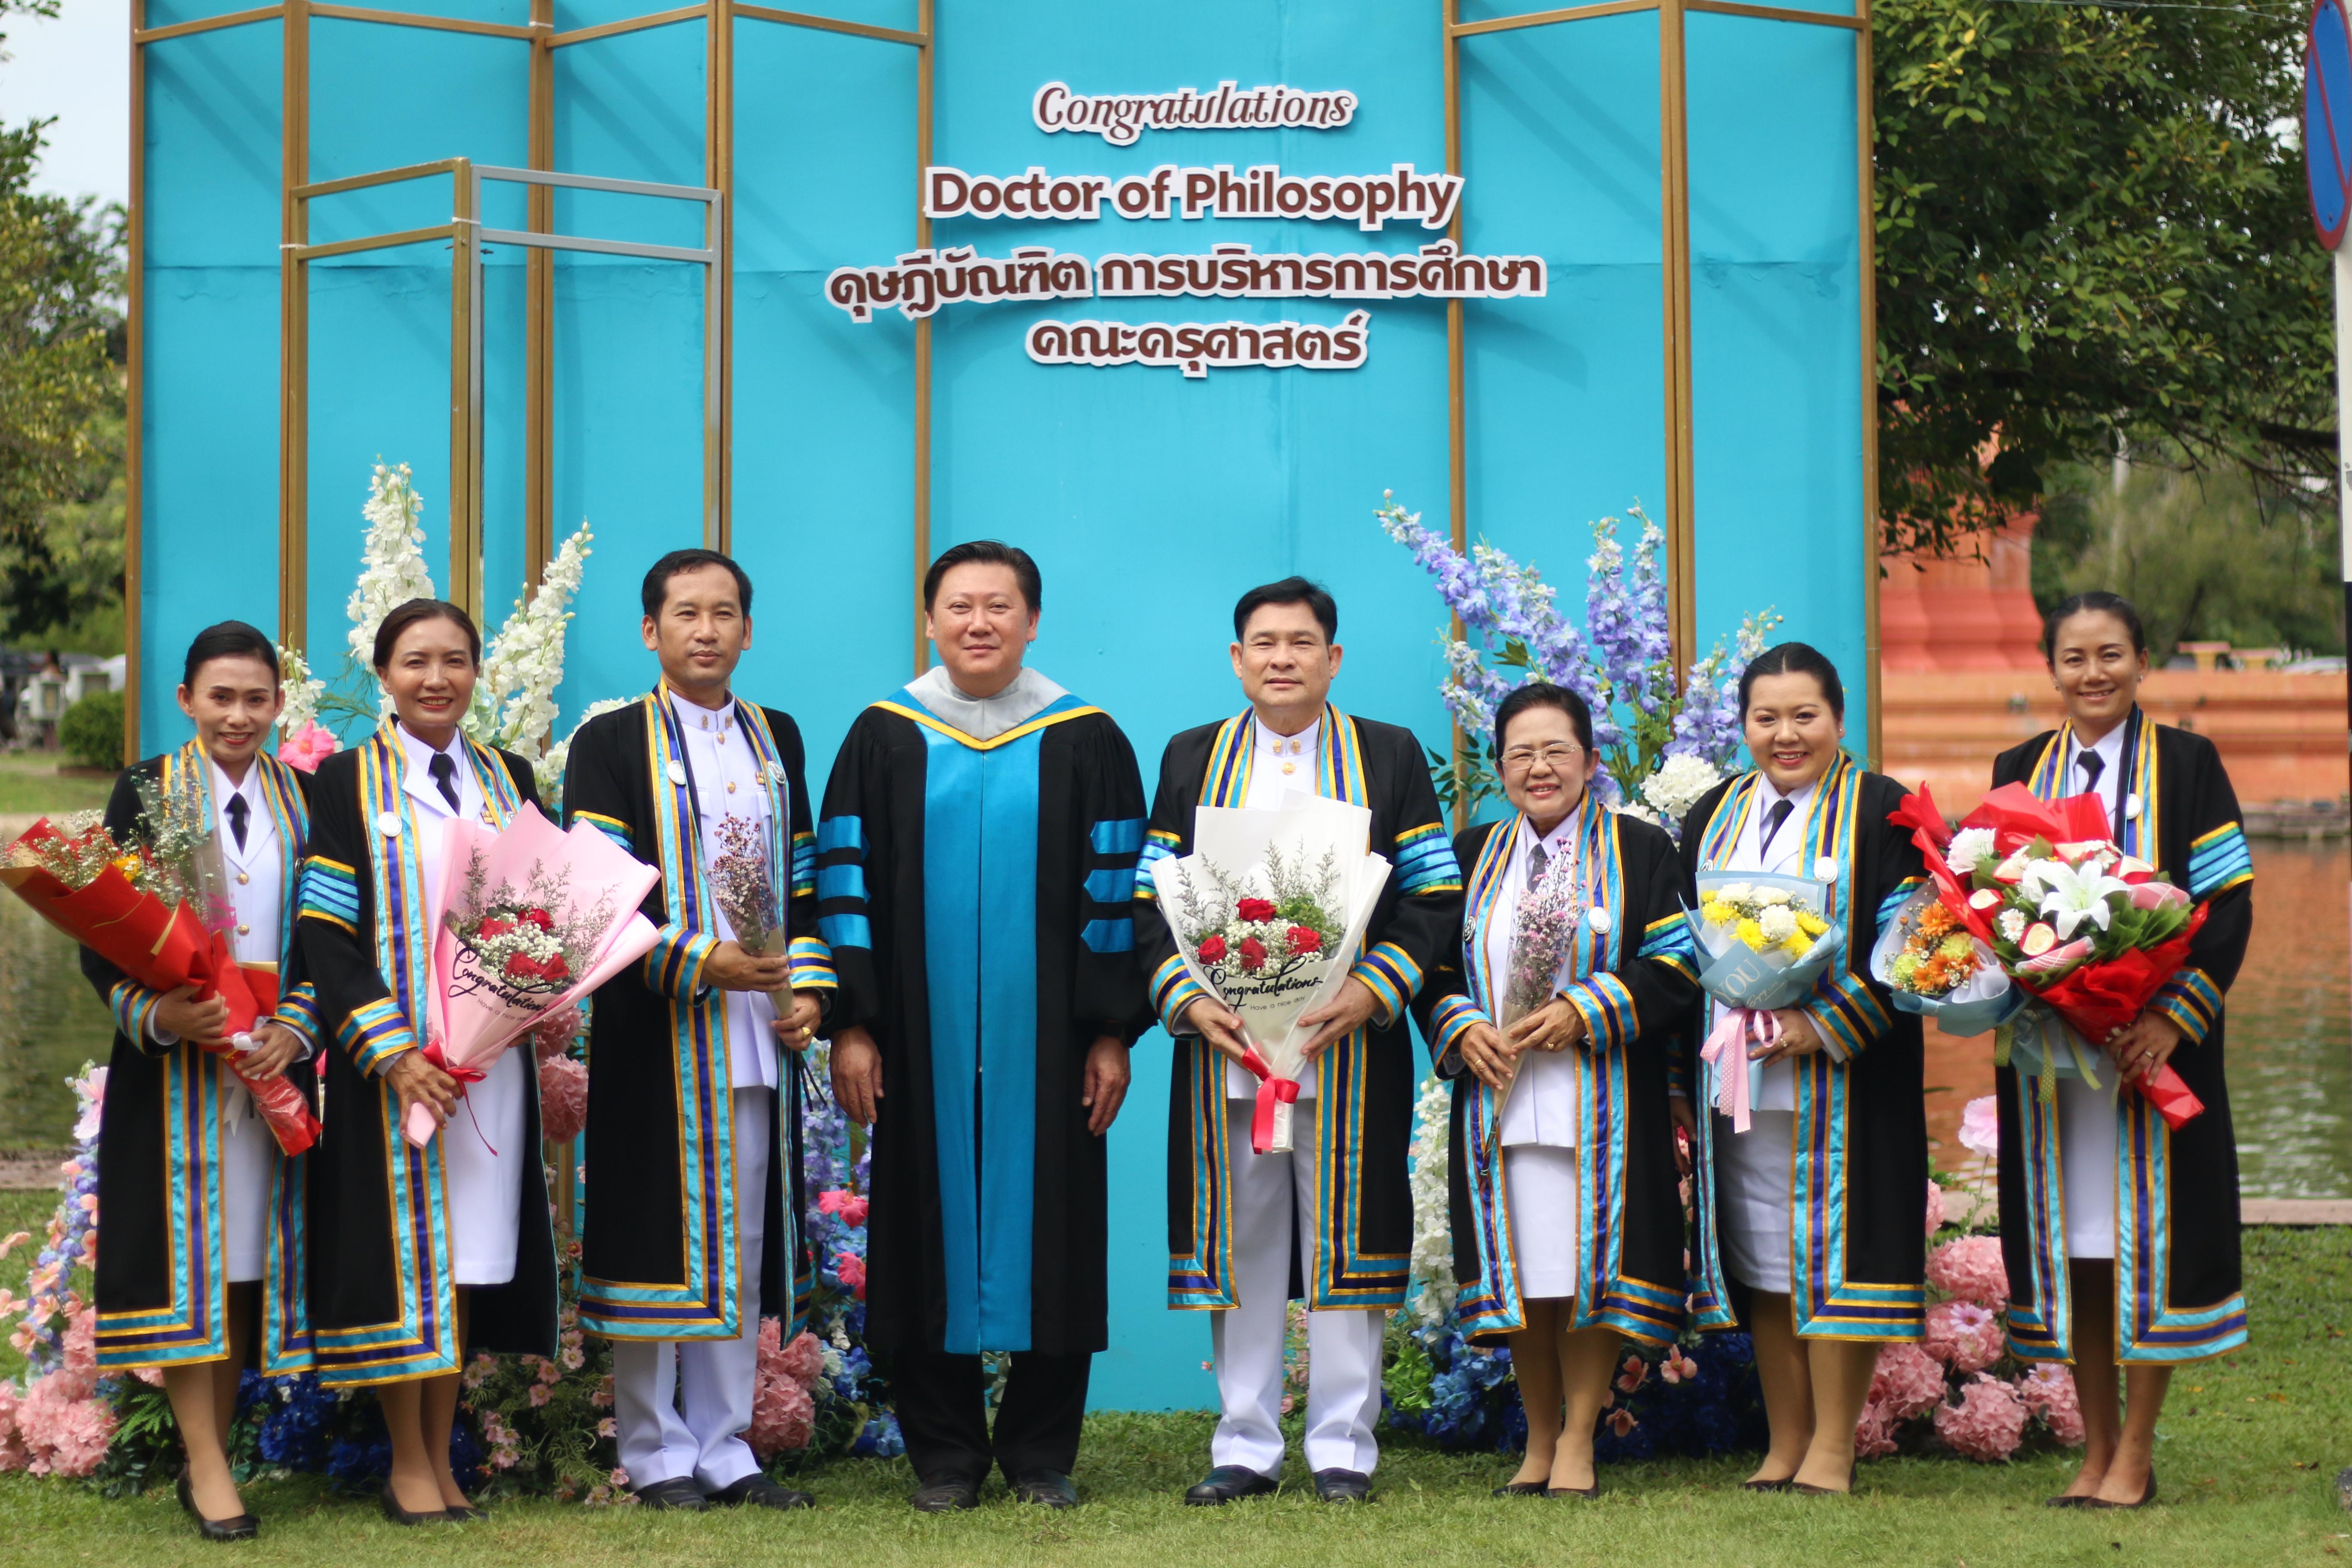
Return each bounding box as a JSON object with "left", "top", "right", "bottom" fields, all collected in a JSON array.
[
  {"left": 2058, "top": 721, "right": 2129, "bottom": 842},
  {"left": 1487, "top": 805, "right": 1587, "bottom": 1148},
  {"left": 668, "top": 692, "right": 781, "bottom": 1091},
  {"left": 1707, "top": 774, "right": 1819, "bottom": 1116},
  {"left": 1228, "top": 713, "right": 1323, "bottom": 1100}
]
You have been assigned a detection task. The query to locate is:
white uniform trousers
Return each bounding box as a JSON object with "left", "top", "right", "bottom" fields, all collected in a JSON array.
[
  {"left": 1209, "top": 1097, "right": 1387, "bottom": 1479},
  {"left": 613, "top": 1087, "right": 773, "bottom": 1493},
  {"left": 1716, "top": 1109, "right": 1797, "bottom": 1295}
]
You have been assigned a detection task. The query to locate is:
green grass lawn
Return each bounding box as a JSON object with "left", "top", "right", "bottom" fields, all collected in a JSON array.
[
  {"left": 0, "top": 752, "right": 113, "bottom": 818},
  {"left": 0, "top": 1197, "right": 2344, "bottom": 1565}
]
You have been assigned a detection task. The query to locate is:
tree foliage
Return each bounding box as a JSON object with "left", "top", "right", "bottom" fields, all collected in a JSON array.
[
  {"left": 1873, "top": 0, "right": 2333, "bottom": 558},
  {"left": 0, "top": 110, "right": 125, "bottom": 642}
]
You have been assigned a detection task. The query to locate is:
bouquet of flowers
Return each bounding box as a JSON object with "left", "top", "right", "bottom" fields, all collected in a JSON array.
[
  {"left": 1689, "top": 872, "right": 1840, "bottom": 1133},
  {"left": 1890, "top": 784, "right": 2205, "bottom": 1129},
  {"left": 1481, "top": 858, "right": 1589, "bottom": 1140},
  {"left": 1, "top": 795, "right": 320, "bottom": 1156},
  {"left": 407, "top": 802, "right": 662, "bottom": 1148},
  {"left": 1148, "top": 793, "right": 1390, "bottom": 1152},
  {"left": 1869, "top": 889, "right": 2028, "bottom": 1037},
  {"left": 709, "top": 812, "right": 790, "bottom": 1012}
]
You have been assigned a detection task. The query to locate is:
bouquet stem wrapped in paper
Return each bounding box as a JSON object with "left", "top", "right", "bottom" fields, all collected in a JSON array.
[
  {"left": 1889, "top": 784, "right": 2205, "bottom": 1130},
  {"left": 1689, "top": 872, "right": 1840, "bottom": 1133},
  {"left": 2, "top": 808, "right": 321, "bottom": 1156},
  {"left": 1148, "top": 792, "right": 1390, "bottom": 1153},
  {"left": 407, "top": 802, "right": 662, "bottom": 1148},
  {"left": 710, "top": 812, "right": 792, "bottom": 1014}
]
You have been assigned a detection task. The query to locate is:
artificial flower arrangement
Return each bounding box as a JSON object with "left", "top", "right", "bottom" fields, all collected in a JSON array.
[
  {"left": 1890, "top": 784, "right": 2205, "bottom": 1128},
  {"left": 1688, "top": 872, "right": 1840, "bottom": 1133},
  {"left": 1378, "top": 492, "right": 1777, "bottom": 838},
  {"left": 2, "top": 792, "right": 319, "bottom": 1156}
]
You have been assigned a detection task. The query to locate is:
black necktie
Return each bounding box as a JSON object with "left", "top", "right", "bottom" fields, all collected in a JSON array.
[
  {"left": 1528, "top": 842, "right": 1549, "bottom": 891},
  {"left": 225, "top": 793, "right": 249, "bottom": 852},
  {"left": 2078, "top": 749, "right": 2122, "bottom": 839},
  {"left": 1759, "top": 799, "right": 1793, "bottom": 852},
  {"left": 428, "top": 752, "right": 461, "bottom": 814}
]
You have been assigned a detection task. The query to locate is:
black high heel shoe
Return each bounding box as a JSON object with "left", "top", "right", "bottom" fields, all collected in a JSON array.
[
  {"left": 380, "top": 1480, "right": 452, "bottom": 1526},
  {"left": 2082, "top": 1471, "right": 2157, "bottom": 1510},
  {"left": 177, "top": 1470, "right": 260, "bottom": 1542}
]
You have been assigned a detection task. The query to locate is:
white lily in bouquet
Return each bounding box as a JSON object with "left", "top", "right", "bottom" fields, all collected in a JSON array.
[
  {"left": 405, "top": 802, "right": 663, "bottom": 1148},
  {"left": 1148, "top": 792, "right": 1389, "bottom": 1152}
]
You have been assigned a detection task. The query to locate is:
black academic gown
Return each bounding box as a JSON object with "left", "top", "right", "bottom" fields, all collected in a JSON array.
[
  {"left": 815, "top": 683, "right": 1150, "bottom": 1357},
  {"left": 561, "top": 689, "right": 822, "bottom": 1343},
  {"left": 85, "top": 742, "right": 320, "bottom": 1374},
  {"left": 1989, "top": 709, "right": 2253, "bottom": 1364},
  {"left": 1133, "top": 705, "right": 1464, "bottom": 1312},
  {"left": 1678, "top": 755, "right": 1931, "bottom": 1341},
  {"left": 1412, "top": 807, "right": 1697, "bottom": 1344},
  {"left": 295, "top": 726, "right": 558, "bottom": 1386}
]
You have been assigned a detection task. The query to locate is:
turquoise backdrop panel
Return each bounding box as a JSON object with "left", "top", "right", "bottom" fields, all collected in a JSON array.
[{"left": 136, "top": 0, "right": 1869, "bottom": 1414}]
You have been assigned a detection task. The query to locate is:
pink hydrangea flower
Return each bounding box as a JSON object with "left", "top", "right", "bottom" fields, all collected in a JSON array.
[
  {"left": 1852, "top": 1397, "right": 1900, "bottom": 1458},
  {"left": 2017, "top": 1362, "right": 2085, "bottom": 1446},
  {"left": 278, "top": 721, "right": 339, "bottom": 774},
  {"left": 1926, "top": 1234, "right": 2008, "bottom": 1308},
  {"left": 1924, "top": 1300, "right": 2006, "bottom": 1375},
  {"left": 1958, "top": 1095, "right": 1999, "bottom": 1159},
  {"left": 16, "top": 1371, "right": 115, "bottom": 1476},
  {"left": 1869, "top": 1341, "right": 1948, "bottom": 1421},
  {"left": 531, "top": 1008, "right": 583, "bottom": 1061},
  {"left": 537, "top": 1054, "right": 588, "bottom": 1143},
  {"left": 1933, "top": 1373, "right": 2027, "bottom": 1461},
  {"left": 779, "top": 1330, "right": 824, "bottom": 1388},
  {"left": 0, "top": 1383, "right": 26, "bottom": 1472},
  {"left": 747, "top": 1363, "right": 816, "bottom": 1457},
  {"left": 1923, "top": 1179, "right": 1946, "bottom": 1237}
]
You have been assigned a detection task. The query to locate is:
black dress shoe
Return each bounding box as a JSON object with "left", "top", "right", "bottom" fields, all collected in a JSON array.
[
  {"left": 444, "top": 1504, "right": 490, "bottom": 1522},
  {"left": 2082, "top": 1471, "right": 2157, "bottom": 1510},
  {"left": 2044, "top": 1494, "right": 2090, "bottom": 1508},
  {"left": 1185, "top": 1465, "right": 1278, "bottom": 1505},
  {"left": 178, "top": 1471, "right": 259, "bottom": 1541},
  {"left": 1011, "top": 1471, "right": 1078, "bottom": 1508},
  {"left": 708, "top": 1475, "right": 816, "bottom": 1510},
  {"left": 909, "top": 1475, "right": 982, "bottom": 1512},
  {"left": 1742, "top": 1477, "right": 1794, "bottom": 1493},
  {"left": 380, "top": 1481, "right": 451, "bottom": 1526},
  {"left": 1492, "top": 1480, "right": 1547, "bottom": 1497},
  {"left": 1546, "top": 1483, "right": 1600, "bottom": 1499},
  {"left": 1312, "top": 1468, "right": 1372, "bottom": 1503},
  {"left": 632, "top": 1476, "right": 710, "bottom": 1511}
]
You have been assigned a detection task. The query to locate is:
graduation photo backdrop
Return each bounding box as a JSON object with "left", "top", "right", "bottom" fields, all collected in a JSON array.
[{"left": 129, "top": 0, "right": 1872, "bottom": 1411}]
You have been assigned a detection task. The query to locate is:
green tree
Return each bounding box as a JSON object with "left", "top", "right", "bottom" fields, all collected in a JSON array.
[
  {"left": 1873, "top": 0, "right": 2333, "bottom": 559},
  {"left": 0, "top": 98, "right": 126, "bottom": 643}
]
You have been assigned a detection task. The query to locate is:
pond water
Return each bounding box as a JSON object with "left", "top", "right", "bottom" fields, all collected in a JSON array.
[{"left": 3, "top": 842, "right": 2349, "bottom": 1195}]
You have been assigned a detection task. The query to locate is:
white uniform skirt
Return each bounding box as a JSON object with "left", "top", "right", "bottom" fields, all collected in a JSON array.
[
  {"left": 441, "top": 1047, "right": 529, "bottom": 1286},
  {"left": 2055, "top": 1075, "right": 2117, "bottom": 1260},
  {"left": 1503, "top": 1144, "right": 1582, "bottom": 1301},
  {"left": 1716, "top": 1110, "right": 1796, "bottom": 1295},
  {"left": 221, "top": 1086, "right": 274, "bottom": 1284}
]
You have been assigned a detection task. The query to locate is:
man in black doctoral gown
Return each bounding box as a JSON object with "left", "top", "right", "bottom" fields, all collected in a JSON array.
[{"left": 818, "top": 540, "right": 1149, "bottom": 1512}]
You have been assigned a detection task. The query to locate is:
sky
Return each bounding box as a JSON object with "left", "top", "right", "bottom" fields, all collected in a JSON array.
[{"left": 3, "top": 0, "right": 131, "bottom": 208}]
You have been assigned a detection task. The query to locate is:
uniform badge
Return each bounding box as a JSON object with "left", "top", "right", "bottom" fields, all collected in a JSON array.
[{"left": 1813, "top": 856, "right": 1839, "bottom": 883}]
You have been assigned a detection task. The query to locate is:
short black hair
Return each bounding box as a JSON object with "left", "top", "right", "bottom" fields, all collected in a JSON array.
[
  {"left": 643, "top": 548, "right": 754, "bottom": 619},
  {"left": 925, "top": 540, "right": 1042, "bottom": 611},
  {"left": 372, "top": 599, "right": 482, "bottom": 670},
  {"left": 1232, "top": 576, "right": 1338, "bottom": 643},
  {"left": 1492, "top": 680, "right": 1594, "bottom": 755},
  {"left": 2041, "top": 591, "right": 2147, "bottom": 664},
  {"left": 181, "top": 621, "right": 280, "bottom": 691},
  {"left": 1738, "top": 641, "right": 1845, "bottom": 720}
]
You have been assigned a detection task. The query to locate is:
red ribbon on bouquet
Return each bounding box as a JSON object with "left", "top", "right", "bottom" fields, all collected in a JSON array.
[
  {"left": 419, "top": 1036, "right": 497, "bottom": 1155},
  {"left": 1237, "top": 1045, "right": 1301, "bottom": 1155}
]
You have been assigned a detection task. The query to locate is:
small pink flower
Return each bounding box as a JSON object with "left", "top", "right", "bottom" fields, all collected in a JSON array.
[
  {"left": 528, "top": 1383, "right": 552, "bottom": 1407},
  {"left": 1614, "top": 1354, "right": 1649, "bottom": 1394},
  {"left": 591, "top": 1375, "right": 614, "bottom": 1409},
  {"left": 611, "top": 1466, "right": 631, "bottom": 1488},
  {"left": 1934, "top": 1373, "right": 2027, "bottom": 1461},
  {"left": 1923, "top": 1300, "right": 2006, "bottom": 1375},
  {"left": 278, "top": 721, "right": 338, "bottom": 773},
  {"left": 1958, "top": 1096, "right": 1999, "bottom": 1158},
  {"left": 1606, "top": 1408, "right": 1637, "bottom": 1437},
  {"left": 835, "top": 1251, "right": 867, "bottom": 1298},
  {"left": 0, "top": 1231, "right": 28, "bottom": 1260},
  {"left": 1923, "top": 1178, "right": 1946, "bottom": 1237},
  {"left": 597, "top": 1417, "right": 616, "bottom": 1439},
  {"left": 1659, "top": 1348, "right": 1700, "bottom": 1384}
]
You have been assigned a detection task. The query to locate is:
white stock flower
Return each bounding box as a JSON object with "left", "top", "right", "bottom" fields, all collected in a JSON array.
[
  {"left": 473, "top": 521, "right": 595, "bottom": 755},
  {"left": 275, "top": 643, "right": 326, "bottom": 734},
  {"left": 1640, "top": 752, "right": 1723, "bottom": 821},
  {"left": 1405, "top": 1072, "right": 1455, "bottom": 1326},
  {"left": 1944, "top": 827, "right": 1997, "bottom": 874},
  {"left": 345, "top": 462, "right": 437, "bottom": 716}
]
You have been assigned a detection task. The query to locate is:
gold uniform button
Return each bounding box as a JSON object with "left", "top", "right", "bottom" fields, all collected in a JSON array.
[
  {"left": 236, "top": 923, "right": 251, "bottom": 936},
  {"left": 726, "top": 780, "right": 737, "bottom": 793},
  {"left": 236, "top": 873, "right": 250, "bottom": 885}
]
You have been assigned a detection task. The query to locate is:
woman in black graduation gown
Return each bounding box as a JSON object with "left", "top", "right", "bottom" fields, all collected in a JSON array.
[
  {"left": 1411, "top": 682, "right": 1698, "bottom": 1498},
  {"left": 1990, "top": 592, "right": 2253, "bottom": 1510},
  {"left": 84, "top": 622, "right": 321, "bottom": 1540},
  {"left": 297, "top": 600, "right": 557, "bottom": 1523},
  {"left": 1675, "top": 643, "right": 1928, "bottom": 1495}
]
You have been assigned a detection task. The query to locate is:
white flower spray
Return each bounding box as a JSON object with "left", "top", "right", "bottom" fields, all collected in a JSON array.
[
  {"left": 345, "top": 461, "right": 438, "bottom": 715},
  {"left": 273, "top": 643, "right": 327, "bottom": 735},
  {"left": 473, "top": 522, "right": 594, "bottom": 756},
  {"left": 1405, "top": 1071, "right": 1456, "bottom": 1327}
]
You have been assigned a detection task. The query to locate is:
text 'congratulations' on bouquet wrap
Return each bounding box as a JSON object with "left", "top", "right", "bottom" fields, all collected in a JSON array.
[
  {"left": 1889, "top": 783, "right": 2206, "bottom": 1130},
  {"left": 2, "top": 793, "right": 320, "bottom": 1157},
  {"left": 1690, "top": 872, "right": 1841, "bottom": 1133},
  {"left": 1148, "top": 792, "right": 1390, "bottom": 1154},
  {"left": 406, "top": 802, "right": 662, "bottom": 1149}
]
